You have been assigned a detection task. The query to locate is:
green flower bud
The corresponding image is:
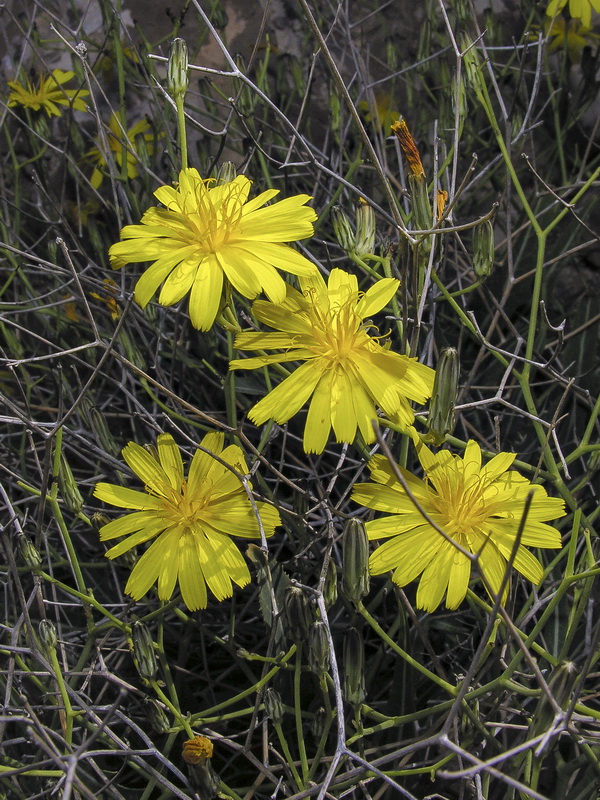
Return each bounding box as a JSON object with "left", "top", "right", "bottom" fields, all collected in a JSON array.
[
  {"left": 331, "top": 206, "right": 355, "bottom": 253},
  {"left": 17, "top": 534, "right": 42, "bottom": 572},
  {"left": 460, "top": 34, "right": 486, "bottom": 105},
  {"left": 58, "top": 453, "right": 84, "bottom": 514},
  {"left": 90, "top": 512, "right": 110, "bottom": 532},
  {"left": 308, "top": 620, "right": 330, "bottom": 676},
  {"left": 167, "top": 38, "right": 189, "bottom": 100},
  {"left": 323, "top": 558, "right": 338, "bottom": 610},
  {"left": 354, "top": 199, "right": 376, "bottom": 257},
  {"left": 310, "top": 705, "right": 327, "bottom": 739},
  {"left": 263, "top": 687, "right": 284, "bottom": 725},
  {"left": 343, "top": 627, "right": 365, "bottom": 708},
  {"left": 38, "top": 620, "right": 57, "bottom": 651},
  {"left": 472, "top": 219, "right": 495, "bottom": 278},
  {"left": 426, "top": 347, "right": 459, "bottom": 446},
  {"left": 342, "top": 519, "right": 370, "bottom": 604},
  {"left": 145, "top": 699, "right": 171, "bottom": 734},
  {"left": 283, "top": 585, "right": 311, "bottom": 641},
  {"left": 216, "top": 161, "right": 236, "bottom": 186},
  {"left": 131, "top": 621, "right": 158, "bottom": 681}
]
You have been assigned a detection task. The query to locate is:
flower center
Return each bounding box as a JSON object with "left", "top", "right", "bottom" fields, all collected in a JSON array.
[
  {"left": 430, "top": 469, "right": 489, "bottom": 536},
  {"left": 183, "top": 178, "right": 245, "bottom": 253},
  {"left": 159, "top": 479, "right": 209, "bottom": 532},
  {"left": 307, "top": 295, "right": 368, "bottom": 366}
]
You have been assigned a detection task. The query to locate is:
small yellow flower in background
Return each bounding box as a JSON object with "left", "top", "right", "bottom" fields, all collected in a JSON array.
[
  {"left": 358, "top": 91, "right": 400, "bottom": 132},
  {"left": 546, "top": 0, "right": 600, "bottom": 28},
  {"left": 94, "top": 432, "right": 280, "bottom": 611},
  {"left": 108, "top": 168, "right": 318, "bottom": 331},
  {"left": 229, "top": 269, "right": 435, "bottom": 454},
  {"left": 87, "top": 111, "right": 158, "bottom": 189},
  {"left": 542, "top": 16, "right": 600, "bottom": 62},
  {"left": 90, "top": 278, "right": 121, "bottom": 320},
  {"left": 352, "top": 440, "right": 565, "bottom": 612},
  {"left": 7, "top": 69, "right": 88, "bottom": 116}
]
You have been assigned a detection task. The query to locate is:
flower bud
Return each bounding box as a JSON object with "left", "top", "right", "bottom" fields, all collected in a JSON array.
[
  {"left": 183, "top": 737, "right": 219, "bottom": 798},
  {"left": 354, "top": 199, "right": 376, "bottom": 257},
  {"left": 263, "top": 687, "right": 284, "bottom": 725},
  {"left": 283, "top": 585, "right": 311, "bottom": 641},
  {"left": 529, "top": 661, "right": 578, "bottom": 740},
  {"left": 17, "top": 534, "right": 42, "bottom": 572},
  {"left": 323, "top": 558, "right": 338, "bottom": 610},
  {"left": 460, "top": 34, "right": 486, "bottom": 105},
  {"left": 343, "top": 627, "right": 365, "bottom": 708},
  {"left": 131, "top": 621, "right": 158, "bottom": 681},
  {"left": 167, "top": 38, "right": 189, "bottom": 100},
  {"left": 472, "top": 219, "right": 495, "bottom": 278},
  {"left": 182, "top": 735, "right": 214, "bottom": 764},
  {"left": 145, "top": 699, "right": 171, "bottom": 734},
  {"left": 58, "top": 453, "right": 84, "bottom": 514},
  {"left": 341, "top": 519, "right": 370, "bottom": 604},
  {"left": 331, "top": 205, "right": 355, "bottom": 253},
  {"left": 216, "top": 161, "right": 236, "bottom": 186},
  {"left": 426, "top": 347, "right": 459, "bottom": 446},
  {"left": 308, "top": 620, "right": 330, "bottom": 676},
  {"left": 310, "top": 705, "right": 327, "bottom": 739},
  {"left": 38, "top": 620, "right": 57, "bottom": 651}
]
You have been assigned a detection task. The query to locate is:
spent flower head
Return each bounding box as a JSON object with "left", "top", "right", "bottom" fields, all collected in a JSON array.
[
  {"left": 87, "top": 111, "right": 158, "bottom": 189},
  {"left": 109, "top": 167, "right": 318, "bottom": 330},
  {"left": 230, "top": 268, "right": 435, "bottom": 453},
  {"left": 7, "top": 68, "right": 88, "bottom": 116},
  {"left": 352, "top": 440, "right": 565, "bottom": 612},
  {"left": 94, "top": 432, "right": 280, "bottom": 610}
]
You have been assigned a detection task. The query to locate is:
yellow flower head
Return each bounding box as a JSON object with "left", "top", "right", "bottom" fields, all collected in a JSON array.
[
  {"left": 87, "top": 111, "right": 159, "bottom": 189},
  {"left": 7, "top": 69, "right": 88, "bottom": 116},
  {"left": 546, "top": 0, "right": 600, "bottom": 28},
  {"left": 542, "top": 16, "right": 600, "bottom": 62},
  {"left": 229, "top": 269, "right": 435, "bottom": 454},
  {"left": 352, "top": 440, "right": 565, "bottom": 612},
  {"left": 108, "top": 168, "right": 318, "bottom": 331},
  {"left": 94, "top": 432, "right": 280, "bottom": 611},
  {"left": 357, "top": 91, "right": 400, "bottom": 132}
]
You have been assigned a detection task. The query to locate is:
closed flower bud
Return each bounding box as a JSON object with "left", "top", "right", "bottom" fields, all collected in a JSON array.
[
  {"left": 529, "top": 661, "right": 578, "bottom": 740},
  {"left": 310, "top": 705, "right": 327, "bottom": 739},
  {"left": 472, "top": 219, "right": 495, "bottom": 278},
  {"left": 343, "top": 627, "right": 365, "bottom": 708},
  {"left": 17, "top": 534, "right": 42, "bottom": 572},
  {"left": 354, "top": 199, "right": 376, "bottom": 257},
  {"left": 145, "top": 699, "right": 171, "bottom": 733},
  {"left": 91, "top": 512, "right": 110, "bottom": 532},
  {"left": 58, "top": 453, "right": 84, "bottom": 514},
  {"left": 427, "top": 347, "right": 459, "bottom": 446},
  {"left": 167, "top": 38, "right": 189, "bottom": 100},
  {"left": 460, "top": 34, "right": 486, "bottom": 105},
  {"left": 131, "top": 621, "right": 158, "bottom": 681},
  {"left": 263, "top": 686, "right": 284, "bottom": 724},
  {"left": 182, "top": 735, "right": 214, "bottom": 764},
  {"left": 308, "top": 620, "right": 330, "bottom": 676},
  {"left": 342, "top": 519, "right": 370, "bottom": 604},
  {"left": 284, "top": 585, "right": 311, "bottom": 641},
  {"left": 38, "top": 619, "right": 57, "bottom": 651},
  {"left": 331, "top": 205, "right": 355, "bottom": 253},
  {"left": 216, "top": 161, "right": 236, "bottom": 186},
  {"left": 323, "top": 558, "right": 338, "bottom": 610}
]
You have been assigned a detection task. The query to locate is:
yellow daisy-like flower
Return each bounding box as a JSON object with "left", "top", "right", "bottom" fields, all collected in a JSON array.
[
  {"left": 108, "top": 168, "right": 318, "bottom": 331},
  {"left": 546, "top": 0, "right": 600, "bottom": 28},
  {"left": 229, "top": 269, "right": 435, "bottom": 454},
  {"left": 357, "top": 91, "right": 400, "bottom": 133},
  {"left": 542, "top": 16, "right": 600, "bottom": 62},
  {"left": 87, "top": 111, "right": 159, "bottom": 189},
  {"left": 94, "top": 432, "right": 280, "bottom": 611},
  {"left": 7, "top": 69, "right": 88, "bottom": 116},
  {"left": 352, "top": 440, "right": 565, "bottom": 612}
]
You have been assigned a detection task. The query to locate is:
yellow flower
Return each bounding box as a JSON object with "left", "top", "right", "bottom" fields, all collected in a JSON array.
[
  {"left": 229, "top": 269, "right": 435, "bottom": 454},
  {"left": 108, "top": 168, "right": 318, "bottom": 331},
  {"left": 543, "top": 16, "right": 600, "bottom": 62},
  {"left": 546, "top": 0, "right": 600, "bottom": 28},
  {"left": 94, "top": 432, "right": 280, "bottom": 611},
  {"left": 357, "top": 91, "right": 400, "bottom": 132},
  {"left": 87, "top": 111, "right": 158, "bottom": 189},
  {"left": 7, "top": 69, "right": 88, "bottom": 116},
  {"left": 352, "top": 440, "right": 565, "bottom": 612}
]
